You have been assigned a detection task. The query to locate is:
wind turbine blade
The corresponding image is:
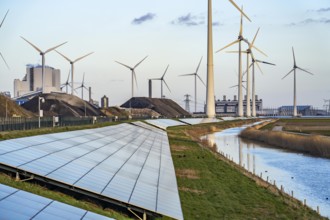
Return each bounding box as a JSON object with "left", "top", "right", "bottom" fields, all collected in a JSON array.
[
  {"left": 179, "top": 73, "right": 195, "bottom": 77},
  {"left": 242, "top": 63, "right": 253, "bottom": 77},
  {"left": 250, "top": 51, "right": 263, "bottom": 74},
  {"left": 239, "top": 6, "right": 243, "bottom": 36},
  {"left": 66, "top": 70, "right": 71, "bottom": 82},
  {"left": 0, "top": 52, "right": 10, "bottom": 69},
  {"left": 55, "top": 50, "right": 72, "bottom": 63},
  {"left": 115, "top": 61, "right": 132, "bottom": 69},
  {"left": 134, "top": 55, "right": 148, "bottom": 68},
  {"left": 161, "top": 64, "right": 169, "bottom": 79},
  {"left": 255, "top": 59, "right": 276, "bottom": 66},
  {"left": 297, "top": 67, "right": 314, "bottom": 75},
  {"left": 292, "top": 47, "right": 296, "bottom": 66},
  {"left": 20, "top": 36, "right": 43, "bottom": 53},
  {"left": 0, "top": 10, "right": 9, "bottom": 28},
  {"left": 228, "top": 0, "right": 251, "bottom": 22},
  {"left": 197, "top": 74, "right": 206, "bottom": 86},
  {"left": 215, "top": 39, "right": 240, "bottom": 53},
  {"left": 73, "top": 52, "right": 94, "bottom": 63},
  {"left": 163, "top": 80, "right": 171, "bottom": 93},
  {"left": 150, "top": 78, "right": 162, "bottom": 80},
  {"left": 282, "top": 69, "right": 294, "bottom": 79},
  {"left": 249, "top": 28, "right": 260, "bottom": 49},
  {"left": 229, "top": 85, "right": 238, "bottom": 88},
  {"left": 45, "top": 41, "right": 68, "bottom": 54},
  {"left": 252, "top": 45, "right": 267, "bottom": 57},
  {"left": 196, "top": 56, "right": 203, "bottom": 73},
  {"left": 226, "top": 51, "right": 247, "bottom": 54}
]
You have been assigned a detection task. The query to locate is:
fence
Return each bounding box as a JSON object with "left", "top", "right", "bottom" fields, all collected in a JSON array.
[{"left": 0, "top": 116, "right": 113, "bottom": 132}]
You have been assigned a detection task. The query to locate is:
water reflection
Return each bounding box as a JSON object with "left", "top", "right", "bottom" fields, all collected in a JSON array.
[{"left": 205, "top": 127, "right": 330, "bottom": 218}]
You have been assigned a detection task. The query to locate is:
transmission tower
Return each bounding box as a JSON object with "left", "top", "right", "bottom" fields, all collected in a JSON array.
[
  {"left": 324, "top": 99, "right": 330, "bottom": 114},
  {"left": 184, "top": 94, "right": 191, "bottom": 113}
]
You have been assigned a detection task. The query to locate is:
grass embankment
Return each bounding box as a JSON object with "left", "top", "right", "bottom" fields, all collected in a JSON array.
[
  {"left": 242, "top": 119, "right": 330, "bottom": 158},
  {"left": 168, "top": 120, "right": 325, "bottom": 220}
]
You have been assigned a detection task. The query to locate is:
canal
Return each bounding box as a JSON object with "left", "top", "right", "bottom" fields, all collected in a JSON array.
[{"left": 205, "top": 124, "right": 330, "bottom": 218}]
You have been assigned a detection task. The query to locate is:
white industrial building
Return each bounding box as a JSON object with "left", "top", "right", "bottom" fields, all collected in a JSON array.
[{"left": 14, "top": 64, "right": 61, "bottom": 97}]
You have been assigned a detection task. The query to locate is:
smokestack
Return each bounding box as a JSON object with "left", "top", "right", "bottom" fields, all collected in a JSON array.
[
  {"left": 234, "top": 95, "right": 237, "bottom": 101},
  {"left": 223, "top": 95, "right": 226, "bottom": 101},
  {"left": 89, "top": 87, "right": 92, "bottom": 103},
  {"left": 244, "top": 95, "right": 247, "bottom": 100},
  {"left": 148, "top": 79, "right": 152, "bottom": 98},
  {"left": 255, "top": 95, "right": 258, "bottom": 101}
]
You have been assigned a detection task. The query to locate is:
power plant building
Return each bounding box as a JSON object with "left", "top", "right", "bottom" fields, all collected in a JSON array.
[
  {"left": 14, "top": 64, "right": 61, "bottom": 97},
  {"left": 213, "top": 95, "right": 263, "bottom": 116}
]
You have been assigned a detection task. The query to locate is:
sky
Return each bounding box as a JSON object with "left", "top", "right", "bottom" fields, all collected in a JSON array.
[{"left": 0, "top": 0, "right": 329, "bottom": 111}]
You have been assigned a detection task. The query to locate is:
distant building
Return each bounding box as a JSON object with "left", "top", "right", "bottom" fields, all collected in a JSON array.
[
  {"left": 14, "top": 64, "right": 61, "bottom": 97},
  {"left": 0, "top": 91, "right": 11, "bottom": 98},
  {"left": 211, "top": 95, "right": 263, "bottom": 116},
  {"left": 101, "top": 95, "right": 109, "bottom": 108}
]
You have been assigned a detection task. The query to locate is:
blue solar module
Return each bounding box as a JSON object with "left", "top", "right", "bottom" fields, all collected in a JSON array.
[
  {"left": 0, "top": 184, "right": 114, "bottom": 220},
  {"left": 179, "top": 118, "right": 221, "bottom": 125},
  {"left": 0, "top": 123, "right": 183, "bottom": 220},
  {"left": 145, "top": 119, "right": 187, "bottom": 130}
]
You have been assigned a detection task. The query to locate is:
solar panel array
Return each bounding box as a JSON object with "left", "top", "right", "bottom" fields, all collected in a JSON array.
[
  {"left": 179, "top": 118, "right": 221, "bottom": 125},
  {"left": 0, "top": 184, "right": 113, "bottom": 220},
  {"left": 0, "top": 123, "right": 183, "bottom": 220},
  {"left": 145, "top": 119, "right": 187, "bottom": 130}
]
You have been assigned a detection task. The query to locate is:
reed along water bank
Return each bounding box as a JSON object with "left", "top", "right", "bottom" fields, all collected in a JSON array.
[{"left": 239, "top": 127, "right": 330, "bottom": 158}]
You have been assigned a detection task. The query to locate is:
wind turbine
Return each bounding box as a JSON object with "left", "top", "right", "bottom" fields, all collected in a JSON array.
[
  {"left": 227, "top": 28, "right": 263, "bottom": 117},
  {"left": 115, "top": 56, "right": 148, "bottom": 98},
  {"left": 282, "top": 47, "right": 314, "bottom": 117},
  {"left": 76, "top": 73, "right": 88, "bottom": 100},
  {"left": 215, "top": 5, "right": 251, "bottom": 117},
  {"left": 150, "top": 65, "right": 171, "bottom": 98},
  {"left": 56, "top": 50, "right": 93, "bottom": 96},
  {"left": 61, "top": 70, "right": 71, "bottom": 93},
  {"left": 21, "top": 36, "right": 67, "bottom": 93},
  {"left": 179, "top": 57, "right": 206, "bottom": 113},
  {"left": 0, "top": 10, "right": 10, "bottom": 69},
  {"left": 248, "top": 58, "right": 275, "bottom": 117}
]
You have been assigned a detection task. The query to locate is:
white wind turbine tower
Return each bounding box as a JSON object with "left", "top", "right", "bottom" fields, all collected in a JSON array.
[
  {"left": 150, "top": 65, "right": 171, "bottom": 98},
  {"left": 282, "top": 47, "right": 314, "bottom": 117},
  {"left": 56, "top": 50, "right": 93, "bottom": 95},
  {"left": 21, "top": 37, "right": 67, "bottom": 93},
  {"left": 115, "top": 56, "right": 148, "bottom": 98},
  {"left": 61, "top": 70, "right": 71, "bottom": 94},
  {"left": 215, "top": 5, "right": 250, "bottom": 117},
  {"left": 76, "top": 73, "right": 88, "bottom": 100},
  {"left": 0, "top": 10, "right": 10, "bottom": 69},
  {"left": 248, "top": 58, "right": 275, "bottom": 117},
  {"left": 179, "top": 57, "right": 206, "bottom": 113}
]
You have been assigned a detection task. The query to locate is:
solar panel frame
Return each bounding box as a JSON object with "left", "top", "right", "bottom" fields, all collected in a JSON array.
[{"left": 0, "top": 184, "right": 114, "bottom": 220}]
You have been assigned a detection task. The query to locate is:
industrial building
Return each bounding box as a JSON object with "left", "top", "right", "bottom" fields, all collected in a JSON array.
[
  {"left": 14, "top": 64, "right": 61, "bottom": 97},
  {"left": 213, "top": 95, "right": 263, "bottom": 116}
]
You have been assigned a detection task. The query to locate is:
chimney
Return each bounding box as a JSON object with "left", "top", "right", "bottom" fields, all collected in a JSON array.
[
  {"left": 148, "top": 79, "right": 152, "bottom": 98},
  {"left": 234, "top": 95, "right": 237, "bottom": 101},
  {"left": 255, "top": 95, "right": 258, "bottom": 101},
  {"left": 223, "top": 95, "right": 226, "bottom": 101},
  {"left": 89, "top": 87, "right": 92, "bottom": 103},
  {"left": 244, "top": 95, "right": 247, "bottom": 100}
]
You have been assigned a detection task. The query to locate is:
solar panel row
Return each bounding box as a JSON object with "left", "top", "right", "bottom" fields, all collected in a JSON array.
[
  {"left": 0, "top": 184, "right": 113, "bottom": 220},
  {"left": 0, "top": 123, "right": 183, "bottom": 220},
  {"left": 179, "top": 118, "right": 221, "bottom": 125},
  {"left": 145, "top": 119, "right": 187, "bottom": 130}
]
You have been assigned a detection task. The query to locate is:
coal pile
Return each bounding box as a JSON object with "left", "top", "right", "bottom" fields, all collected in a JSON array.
[
  {"left": 22, "top": 93, "right": 105, "bottom": 117},
  {"left": 0, "top": 94, "right": 34, "bottom": 117},
  {"left": 121, "top": 97, "right": 191, "bottom": 118}
]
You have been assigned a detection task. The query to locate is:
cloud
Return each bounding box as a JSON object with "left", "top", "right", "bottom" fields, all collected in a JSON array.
[
  {"left": 289, "top": 17, "right": 330, "bottom": 26},
  {"left": 317, "top": 7, "right": 330, "bottom": 13},
  {"left": 171, "top": 13, "right": 205, "bottom": 26},
  {"left": 132, "top": 13, "right": 156, "bottom": 25}
]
